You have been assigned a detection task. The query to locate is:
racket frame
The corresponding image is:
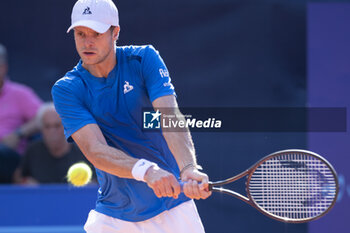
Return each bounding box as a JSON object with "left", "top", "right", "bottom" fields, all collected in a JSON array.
[{"left": 208, "top": 149, "right": 339, "bottom": 223}]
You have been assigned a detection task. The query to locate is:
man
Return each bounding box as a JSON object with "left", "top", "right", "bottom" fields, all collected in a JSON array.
[
  {"left": 0, "top": 43, "right": 42, "bottom": 183},
  {"left": 52, "top": 0, "right": 211, "bottom": 232},
  {"left": 0, "top": 44, "right": 42, "bottom": 152},
  {"left": 13, "top": 103, "right": 93, "bottom": 184}
]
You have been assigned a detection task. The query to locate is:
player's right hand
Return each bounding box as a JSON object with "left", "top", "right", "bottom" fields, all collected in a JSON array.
[
  {"left": 180, "top": 167, "right": 212, "bottom": 200},
  {"left": 144, "top": 165, "right": 181, "bottom": 199}
]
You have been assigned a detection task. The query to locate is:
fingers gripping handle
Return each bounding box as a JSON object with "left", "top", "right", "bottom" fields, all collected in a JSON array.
[{"left": 179, "top": 181, "right": 213, "bottom": 192}]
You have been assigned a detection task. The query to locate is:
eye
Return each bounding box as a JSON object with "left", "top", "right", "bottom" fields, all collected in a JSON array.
[
  {"left": 75, "top": 31, "right": 84, "bottom": 37},
  {"left": 95, "top": 32, "right": 102, "bottom": 37}
]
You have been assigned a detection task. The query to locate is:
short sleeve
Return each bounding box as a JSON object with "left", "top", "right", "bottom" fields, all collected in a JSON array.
[
  {"left": 142, "top": 46, "right": 176, "bottom": 102},
  {"left": 51, "top": 78, "right": 97, "bottom": 142}
]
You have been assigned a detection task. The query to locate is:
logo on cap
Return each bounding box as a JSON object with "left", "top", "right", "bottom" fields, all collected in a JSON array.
[{"left": 82, "top": 7, "right": 92, "bottom": 15}]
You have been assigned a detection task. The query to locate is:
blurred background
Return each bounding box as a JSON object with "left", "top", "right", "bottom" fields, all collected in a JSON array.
[{"left": 0, "top": 0, "right": 348, "bottom": 232}]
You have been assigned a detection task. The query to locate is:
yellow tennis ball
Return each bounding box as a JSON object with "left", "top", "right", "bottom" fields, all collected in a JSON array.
[{"left": 67, "top": 162, "right": 92, "bottom": 187}]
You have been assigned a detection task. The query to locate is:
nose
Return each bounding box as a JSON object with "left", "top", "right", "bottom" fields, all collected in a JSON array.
[{"left": 84, "top": 35, "right": 95, "bottom": 47}]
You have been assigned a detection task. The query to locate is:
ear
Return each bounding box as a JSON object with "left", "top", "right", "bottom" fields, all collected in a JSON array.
[{"left": 113, "top": 26, "right": 120, "bottom": 41}]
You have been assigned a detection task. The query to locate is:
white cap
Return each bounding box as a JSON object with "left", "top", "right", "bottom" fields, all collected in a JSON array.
[{"left": 67, "top": 0, "right": 119, "bottom": 34}]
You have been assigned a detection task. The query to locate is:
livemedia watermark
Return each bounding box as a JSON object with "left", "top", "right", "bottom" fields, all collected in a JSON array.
[
  {"left": 143, "top": 109, "right": 222, "bottom": 130},
  {"left": 142, "top": 107, "right": 346, "bottom": 132}
]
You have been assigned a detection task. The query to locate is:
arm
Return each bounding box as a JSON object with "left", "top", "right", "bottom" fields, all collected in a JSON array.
[
  {"left": 12, "top": 150, "right": 39, "bottom": 185},
  {"left": 17, "top": 117, "right": 40, "bottom": 137},
  {"left": 2, "top": 85, "right": 42, "bottom": 149},
  {"left": 72, "top": 123, "right": 181, "bottom": 198},
  {"left": 71, "top": 123, "right": 138, "bottom": 178},
  {"left": 12, "top": 167, "right": 39, "bottom": 185},
  {"left": 151, "top": 95, "right": 211, "bottom": 200},
  {"left": 1, "top": 117, "right": 40, "bottom": 150}
]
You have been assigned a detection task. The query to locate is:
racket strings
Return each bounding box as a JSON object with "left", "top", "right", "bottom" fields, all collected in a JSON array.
[{"left": 248, "top": 152, "right": 337, "bottom": 221}]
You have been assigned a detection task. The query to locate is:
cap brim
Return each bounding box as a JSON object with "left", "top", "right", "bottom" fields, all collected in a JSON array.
[{"left": 67, "top": 20, "right": 111, "bottom": 34}]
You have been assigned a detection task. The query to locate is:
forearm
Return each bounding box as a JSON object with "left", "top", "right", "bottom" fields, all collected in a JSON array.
[
  {"left": 161, "top": 108, "right": 199, "bottom": 171},
  {"left": 162, "top": 129, "right": 197, "bottom": 171},
  {"left": 71, "top": 124, "right": 139, "bottom": 179},
  {"left": 83, "top": 143, "right": 138, "bottom": 179},
  {"left": 1, "top": 118, "right": 40, "bottom": 149},
  {"left": 152, "top": 95, "right": 199, "bottom": 171},
  {"left": 162, "top": 114, "right": 211, "bottom": 200},
  {"left": 12, "top": 167, "right": 23, "bottom": 184},
  {"left": 18, "top": 118, "right": 40, "bottom": 138}
]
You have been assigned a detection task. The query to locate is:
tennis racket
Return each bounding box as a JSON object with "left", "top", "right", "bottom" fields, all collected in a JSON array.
[{"left": 183, "top": 149, "right": 338, "bottom": 223}]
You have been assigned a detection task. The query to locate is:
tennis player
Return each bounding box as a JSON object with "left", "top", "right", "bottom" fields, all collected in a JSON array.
[{"left": 51, "top": 0, "right": 211, "bottom": 232}]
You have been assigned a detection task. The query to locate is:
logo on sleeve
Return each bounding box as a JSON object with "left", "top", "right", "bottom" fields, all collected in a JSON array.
[
  {"left": 123, "top": 81, "right": 134, "bottom": 94},
  {"left": 159, "top": 68, "right": 169, "bottom": 78},
  {"left": 163, "top": 82, "right": 174, "bottom": 89}
]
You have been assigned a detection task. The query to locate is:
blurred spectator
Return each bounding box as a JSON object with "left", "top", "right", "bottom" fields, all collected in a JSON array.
[
  {"left": 13, "top": 102, "right": 94, "bottom": 184},
  {"left": 0, "top": 43, "right": 42, "bottom": 183}
]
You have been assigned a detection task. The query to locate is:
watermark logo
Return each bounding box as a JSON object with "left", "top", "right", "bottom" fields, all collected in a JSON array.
[
  {"left": 143, "top": 110, "right": 161, "bottom": 129},
  {"left": 162, "top": 117, "right": 221, "bottom": 129},
  {"left": 142, "top": 107, "right": 345, "bottom": 132},
  {"left": 142, "top": 108, "right": 222, "bottom": 131}
]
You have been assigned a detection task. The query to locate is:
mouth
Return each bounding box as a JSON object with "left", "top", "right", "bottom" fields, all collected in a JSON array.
[{"left": 82, "top": 51, "right": 96, "bottom": 56}]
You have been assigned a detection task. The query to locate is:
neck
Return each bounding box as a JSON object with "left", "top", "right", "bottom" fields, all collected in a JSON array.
[{"left": 82, "top": 48, "right": 117, "bottom": 78}]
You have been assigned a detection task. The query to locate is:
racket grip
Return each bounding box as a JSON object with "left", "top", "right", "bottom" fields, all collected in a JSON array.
[
  {"left": 179, "top": 181, "right": 185, "bottom": 192},
  {"left": 179, "top": 181, "right": 212, "bottom": 192}
]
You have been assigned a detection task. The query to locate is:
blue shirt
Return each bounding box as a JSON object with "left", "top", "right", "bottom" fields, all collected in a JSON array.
[{"left": 51, "top": 45, "right": 189, "bottom": 222}]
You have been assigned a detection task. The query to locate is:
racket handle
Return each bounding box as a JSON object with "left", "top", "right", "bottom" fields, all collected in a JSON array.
[
  {"left": 179, "top": 181, "right": 184, "bottom": 192},
  {"left": 178, "top": 181, "right": 213, "bottom": 192}
]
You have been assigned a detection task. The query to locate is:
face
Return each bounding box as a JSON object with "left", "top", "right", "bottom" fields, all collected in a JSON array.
[
  {"left": 74, "top": 26, "right": 119, "bottom": 65},
  {"left": 41, "top": 109, "right": 65, "bottom": 147}
]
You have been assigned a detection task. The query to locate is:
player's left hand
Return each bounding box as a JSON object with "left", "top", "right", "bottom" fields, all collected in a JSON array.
[{"left": 180, "top": 167, "right": 212, "bottom": 200}]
